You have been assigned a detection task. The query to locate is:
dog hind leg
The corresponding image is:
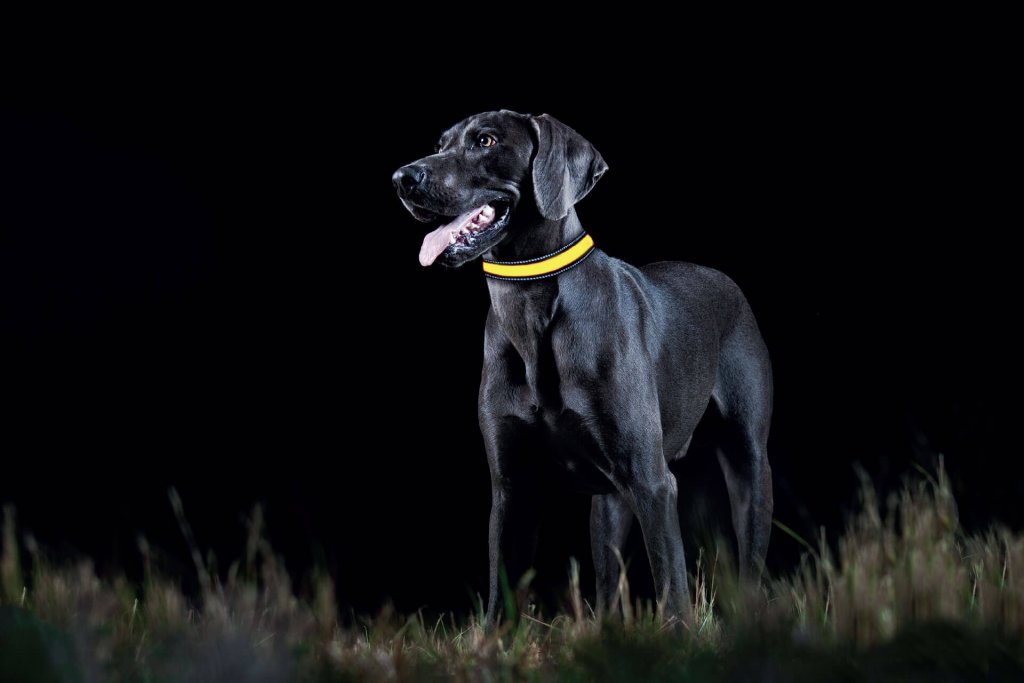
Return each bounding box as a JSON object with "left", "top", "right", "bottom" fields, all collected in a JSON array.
[{"left": 712, "top": 301, "right": 774, "bottom": 579}]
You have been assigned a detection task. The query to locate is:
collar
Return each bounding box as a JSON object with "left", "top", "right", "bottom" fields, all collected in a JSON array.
[{"left": 482, "top": 232, "right": 596, "bottom": 281}]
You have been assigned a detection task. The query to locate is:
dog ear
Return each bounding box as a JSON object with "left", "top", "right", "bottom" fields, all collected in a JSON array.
[{"left": 530, "top": 114, "right": 608, "bottom": 221}]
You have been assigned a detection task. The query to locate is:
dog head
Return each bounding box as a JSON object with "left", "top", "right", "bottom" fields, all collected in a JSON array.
[{"left": 393, "top": 110, "right": 607, "bottom": 268}]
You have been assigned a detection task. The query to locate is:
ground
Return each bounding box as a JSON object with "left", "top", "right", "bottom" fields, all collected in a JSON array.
[{"left": 2, "top": 464, "right": 1023, "bottom": 682}]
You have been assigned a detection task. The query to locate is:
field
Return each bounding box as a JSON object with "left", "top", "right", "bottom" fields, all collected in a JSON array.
[{"left": 2, "top": 464, "right": 1023, "bottom": 682}]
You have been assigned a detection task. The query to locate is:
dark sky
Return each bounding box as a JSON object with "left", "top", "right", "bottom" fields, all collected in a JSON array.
[{"left": 1, "top": 41, "right": 1017, "bottom": 616}]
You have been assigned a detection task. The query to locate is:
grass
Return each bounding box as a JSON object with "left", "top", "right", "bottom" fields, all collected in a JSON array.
[{"left": 2, "top": 461, "right": 1024, "bottom": 682}]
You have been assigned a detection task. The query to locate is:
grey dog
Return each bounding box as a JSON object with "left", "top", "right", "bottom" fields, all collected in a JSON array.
[{"left": 393, "top": 110, "right": 773, "bottom": 629}]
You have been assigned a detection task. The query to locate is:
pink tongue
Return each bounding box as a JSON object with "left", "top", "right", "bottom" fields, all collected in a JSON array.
[{"left": 418, "top": 207, "right": 482, "bottom": 266}]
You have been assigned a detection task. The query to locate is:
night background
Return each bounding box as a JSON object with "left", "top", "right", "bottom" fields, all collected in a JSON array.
[{"left": 1, "top": 40, "right": 1017, "bottom": 624}]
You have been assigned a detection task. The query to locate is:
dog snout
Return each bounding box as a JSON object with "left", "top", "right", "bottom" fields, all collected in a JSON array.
[{"left": 392, "top": 164, "right": 427, "bottom": 194}]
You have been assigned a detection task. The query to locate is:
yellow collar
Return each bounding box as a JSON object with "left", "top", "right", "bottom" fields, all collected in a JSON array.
[{"left": 482, "top": 233, "right": 595, "bottom": 281}]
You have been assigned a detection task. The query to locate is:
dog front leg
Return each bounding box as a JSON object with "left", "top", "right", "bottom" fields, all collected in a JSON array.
[
  {"left": 590, "top": 492, "right": 634, "bottom": 619},
  {"left": 626, "top": 472, "right": 691, "bottom": 627},
  {"left": 484, "top": 478, "right": 541, "bottom": 633}
]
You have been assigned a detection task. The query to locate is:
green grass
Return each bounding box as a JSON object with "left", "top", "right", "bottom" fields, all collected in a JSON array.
[{"left": 2, "top": 462, "right": 1023, "bottom": 682}]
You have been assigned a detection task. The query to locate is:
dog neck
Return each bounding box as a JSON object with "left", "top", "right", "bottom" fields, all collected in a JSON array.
[
  {"left": 485, "top": 210, "right": 585, "bottom": 265},
  {"left": 483, "top": 210, "right": 594, "bottom": 361}
]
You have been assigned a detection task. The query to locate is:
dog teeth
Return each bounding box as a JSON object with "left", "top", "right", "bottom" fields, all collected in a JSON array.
[
  {"left": 449, "top": 233, "right": 457, "bottom": 244},
  {"left": 481, "top": 206, "right": 495, "bottom": 218}
]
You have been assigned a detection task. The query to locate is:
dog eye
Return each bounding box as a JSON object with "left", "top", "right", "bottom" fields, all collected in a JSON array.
[{"left": 477, "top": 133, "right": 497, "bottom": 148}]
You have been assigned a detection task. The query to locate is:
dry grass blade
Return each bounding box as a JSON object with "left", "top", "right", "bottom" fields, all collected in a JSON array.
[{"left": 0, "top": 461, "right": 1022, "bottom": 681}]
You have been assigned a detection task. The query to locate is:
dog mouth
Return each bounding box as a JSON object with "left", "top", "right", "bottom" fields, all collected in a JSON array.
[{"left": 417, "top": 201, "right": 511, "bottom": 267}]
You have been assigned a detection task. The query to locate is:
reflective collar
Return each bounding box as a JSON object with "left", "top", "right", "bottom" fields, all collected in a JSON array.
[{"left": 482, "top": 233, "right": 595, "bottom": 281}]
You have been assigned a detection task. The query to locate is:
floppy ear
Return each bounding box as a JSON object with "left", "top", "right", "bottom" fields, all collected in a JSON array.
[{"left": 530, "top": 114, "right": 608, "bottom": 220}]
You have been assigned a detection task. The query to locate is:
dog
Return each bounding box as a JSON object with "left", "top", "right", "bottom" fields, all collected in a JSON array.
[{"left": 393, "top": 111, "right": 773, "bottom": 629}]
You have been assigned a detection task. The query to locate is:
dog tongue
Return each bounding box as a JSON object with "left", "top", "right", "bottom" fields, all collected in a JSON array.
[{"left": 418, "top": 207, "right": 481, "bottom": 266}]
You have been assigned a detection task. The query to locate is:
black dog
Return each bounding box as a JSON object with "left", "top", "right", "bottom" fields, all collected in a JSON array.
[{"left": 393, "top": 111, "right": 773, "bottom": 629}]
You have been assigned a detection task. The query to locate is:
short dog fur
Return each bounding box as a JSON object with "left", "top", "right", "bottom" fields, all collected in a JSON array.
[{"left": 393, "top": 110, "right": 773, "bottom": 629}]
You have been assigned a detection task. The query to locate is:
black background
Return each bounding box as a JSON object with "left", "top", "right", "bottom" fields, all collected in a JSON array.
[{"left": 1, "top": 36, "right": 1017, "bottom": 617}]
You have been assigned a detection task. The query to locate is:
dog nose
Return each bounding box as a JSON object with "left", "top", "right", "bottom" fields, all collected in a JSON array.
[{"left": 392, "top": 165, "right": 427, "bottom": 193}]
